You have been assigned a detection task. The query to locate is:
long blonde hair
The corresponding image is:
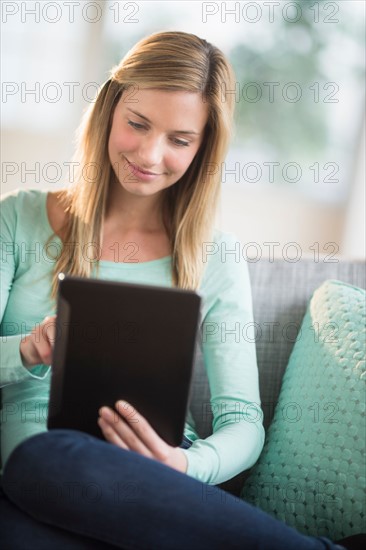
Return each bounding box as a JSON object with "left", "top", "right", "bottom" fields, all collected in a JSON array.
[{"left": 47, "top": 31, "right": 236, "bottom": 300}]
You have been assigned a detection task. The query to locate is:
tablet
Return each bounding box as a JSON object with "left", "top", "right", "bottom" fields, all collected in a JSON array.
[{"left": 47, "top": 275, "right": 201, "bottom": 446}]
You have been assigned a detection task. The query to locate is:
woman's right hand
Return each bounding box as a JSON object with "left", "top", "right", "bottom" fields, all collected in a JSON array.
[{"left": 19, "top": 315, "right": 57, "bottom": 368}]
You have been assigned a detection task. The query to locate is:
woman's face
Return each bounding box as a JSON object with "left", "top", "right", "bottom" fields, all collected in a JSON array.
[{"left": 108, "top": 88, "right": 208, "bottom": 198}]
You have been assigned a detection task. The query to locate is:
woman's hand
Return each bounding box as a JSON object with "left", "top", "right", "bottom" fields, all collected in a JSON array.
[
  {"left": 19, "top": 315, "right": 57, "bottom": 368},
  {"left": 98, "top": 401, "right": 188, "bottom": 474}
]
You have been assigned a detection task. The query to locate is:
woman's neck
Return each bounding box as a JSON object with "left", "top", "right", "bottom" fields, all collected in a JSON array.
[{"left": 105, "top": 178, "right": 166, "bottom": 233}]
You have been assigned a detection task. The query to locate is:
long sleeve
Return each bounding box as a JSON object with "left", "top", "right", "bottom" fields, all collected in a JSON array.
[
  {"left": 181, "top": 232, "right": 265, "bottom": 484},
  {"left": 1, "top": 190, "right": 263, "bottom": 481},
  {"left": 0, "top": 191, "right": 50, "bottom": 388}
]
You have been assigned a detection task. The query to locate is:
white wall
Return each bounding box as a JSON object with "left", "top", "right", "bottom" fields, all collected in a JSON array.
[
  {"left": 218, "top": 183, "right": 344, "bottom": 261},
  {"left": 1, "top": 1, "right": 365, "bottom": 261}
]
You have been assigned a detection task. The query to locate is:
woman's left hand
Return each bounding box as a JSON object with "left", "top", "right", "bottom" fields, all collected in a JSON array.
[{"left": 98, "top": 401, "right": 188, "bottom": 474}]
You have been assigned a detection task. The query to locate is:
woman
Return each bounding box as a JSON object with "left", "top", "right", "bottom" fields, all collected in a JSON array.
[{"left": 0, "top": 31, "right": 347, "bottom": 549}]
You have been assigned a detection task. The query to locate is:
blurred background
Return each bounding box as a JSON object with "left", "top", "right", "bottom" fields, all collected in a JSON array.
[{"left": 1, "top": 0, "right": 365, "bottom": 260}]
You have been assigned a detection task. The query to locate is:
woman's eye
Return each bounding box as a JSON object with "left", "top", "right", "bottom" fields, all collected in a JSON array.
[
  {"left": 172, "top": 138, "right": 189, "bottom": 147},
  {"left": 128, "top": 120, "right": 145, "bottom": 130}
]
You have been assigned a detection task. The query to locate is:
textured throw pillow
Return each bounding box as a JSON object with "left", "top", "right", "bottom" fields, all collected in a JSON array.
[{"left": 241, "top": 280, "right": 366, "bottom": 541}]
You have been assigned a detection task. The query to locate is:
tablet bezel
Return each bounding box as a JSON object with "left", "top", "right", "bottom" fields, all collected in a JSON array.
[{"left": 47, "top": 275, "right": 201, "bottom": 446}]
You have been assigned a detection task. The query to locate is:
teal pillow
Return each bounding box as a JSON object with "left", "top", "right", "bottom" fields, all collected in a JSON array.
[{"left": 241, "top": 280, "right": 366, "bottom": 540}]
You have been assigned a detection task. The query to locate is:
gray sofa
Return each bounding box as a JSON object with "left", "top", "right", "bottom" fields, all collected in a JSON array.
[{"left": 188, "top": 257, "right": 366, "bottom": 495}]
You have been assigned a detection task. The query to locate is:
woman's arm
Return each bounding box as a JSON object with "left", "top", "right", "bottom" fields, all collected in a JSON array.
[
  {"left": 181, "top": 232, "right": 265, "bottom": 484},
  {"left": 0, "top": 191, "right": 52, "bottom": 387}
]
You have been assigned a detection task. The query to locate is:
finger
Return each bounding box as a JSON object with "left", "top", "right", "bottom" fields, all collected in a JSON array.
[
  {"left": 99, "top": 407, "right": 154, "bottom": 458},
  {"left": 34, "top": 325, "right": 53, "bottom": 365},
  {"left": 114, "top": 401, "right": 170, "bottom": 461},
  {"left": 32, "top": 317, "right": 56, "bottom": 364},
  {"left": 20, "top": 316, "right": 57, "bottom": 367},
  {"left": 43, "top": 317, "right": 57, "bottom": 350},
  {"left": 97, "top": 417, "right": 129, "bottom": 450}
]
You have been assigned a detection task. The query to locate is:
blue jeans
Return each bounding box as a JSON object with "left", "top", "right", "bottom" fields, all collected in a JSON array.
[{"left": 2, "top": 430, "right": 345, "bottom": 550}]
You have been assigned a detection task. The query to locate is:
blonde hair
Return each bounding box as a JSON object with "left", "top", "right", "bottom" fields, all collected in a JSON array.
[{"left": 47, "top": 31, "right": 236, "bottom": 301}]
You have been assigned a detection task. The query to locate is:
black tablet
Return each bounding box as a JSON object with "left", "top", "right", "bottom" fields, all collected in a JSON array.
[{"left": 47, "top": 275, "right": 201, "bottom": 446}]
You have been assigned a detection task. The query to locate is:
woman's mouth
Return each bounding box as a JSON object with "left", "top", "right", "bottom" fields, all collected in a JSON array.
[{"left": 125, "top": 159, "right": 161, "bottom": 182}]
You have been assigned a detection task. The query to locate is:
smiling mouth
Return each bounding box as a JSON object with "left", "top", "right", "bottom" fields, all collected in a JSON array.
[{"left": 125, "top": 159, "right": 160, "bottom": 176}]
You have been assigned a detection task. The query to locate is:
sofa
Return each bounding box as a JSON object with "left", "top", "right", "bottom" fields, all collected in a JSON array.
[
  {"left": 191, "top": 257, "right": 366, "bottom": 471},
  {"left": 189, "top": 256, "right": 366, "bottom": 545},
  {"left": 1, "top": 256, "right": 365, "bottom": 546}
]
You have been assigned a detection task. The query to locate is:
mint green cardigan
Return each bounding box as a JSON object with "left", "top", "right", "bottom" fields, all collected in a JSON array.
[{"left": 0, "top": 189, "right": 264, "bottom": 484}]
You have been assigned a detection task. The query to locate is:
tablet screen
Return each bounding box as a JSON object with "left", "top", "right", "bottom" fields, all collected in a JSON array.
[{"left": 47, "top": 275, "right": 201, "bottom": 446}]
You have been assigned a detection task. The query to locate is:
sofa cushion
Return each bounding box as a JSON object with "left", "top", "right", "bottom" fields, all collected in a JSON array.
[
  {"left": 190, "top": 259, "right": 366, "bottom": 438},
  {"left": 241, "top": 279, "right": 366, "bottom": 540}
]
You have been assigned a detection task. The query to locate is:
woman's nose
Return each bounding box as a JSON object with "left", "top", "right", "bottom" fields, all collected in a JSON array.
[{"left": 136, "top": 134, "right": 164, "bottom": 169}]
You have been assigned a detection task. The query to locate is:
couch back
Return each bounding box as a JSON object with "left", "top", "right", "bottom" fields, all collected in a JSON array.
[{"left": 189, "top": 258, "right": 366, "bottom": 437}]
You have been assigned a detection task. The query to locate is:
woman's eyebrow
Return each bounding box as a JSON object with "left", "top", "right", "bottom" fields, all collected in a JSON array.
[{"left": 126, "top": 107, "right": 200, "bottom": 135}]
